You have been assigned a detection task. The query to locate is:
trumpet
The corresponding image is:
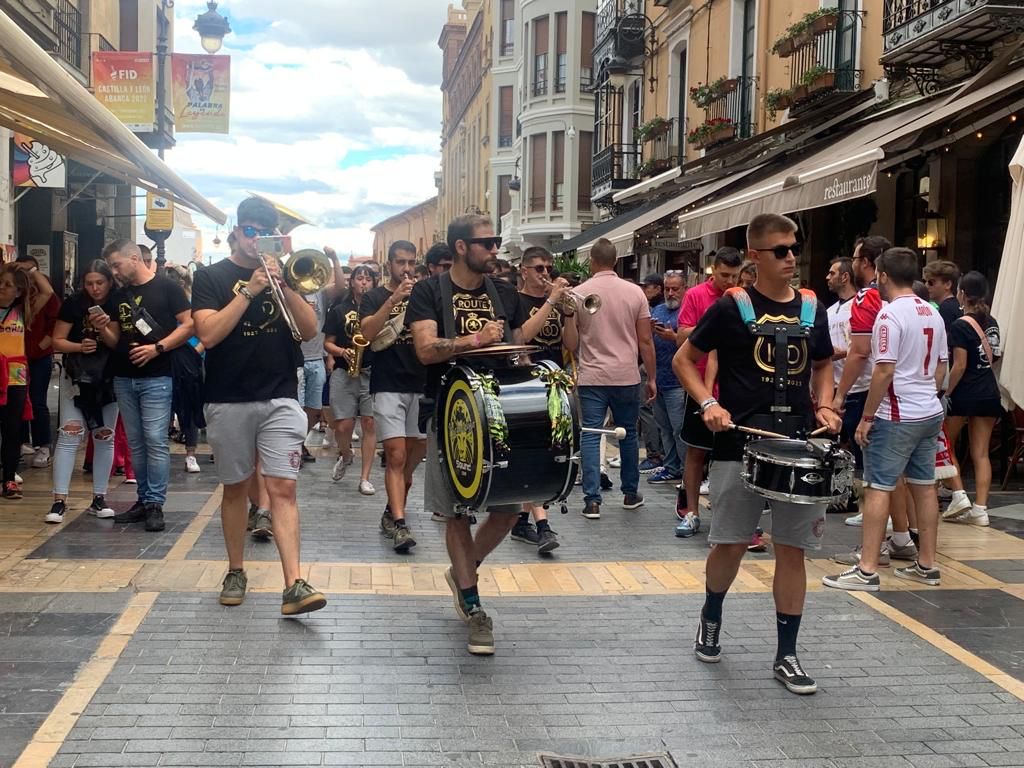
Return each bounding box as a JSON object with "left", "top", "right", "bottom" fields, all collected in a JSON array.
[
  {"left": 348, "top": 333, "right": 369, "bottom": 378},
  {"left": 544, "top": 279, "right": 602, "bottom": 316}
]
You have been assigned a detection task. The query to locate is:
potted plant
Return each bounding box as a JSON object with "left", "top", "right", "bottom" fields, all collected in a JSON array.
[
  {"left": 802, "top": 64, "right": 836, "bottom": 95},
  {"left": 687, "top": 117, "right": 736, "bottom": 149},
  {"left": 765, "top": 88, "right": 793, "bottom": 121},
  {"left": 808, "top": 7, "right": 840, "bottom": 35},
  {"left": 634, "top": 116, "right": 670, "bottom": 142},
  {"left": 689, "top": 82, "right": 716, "bottom": 108}
]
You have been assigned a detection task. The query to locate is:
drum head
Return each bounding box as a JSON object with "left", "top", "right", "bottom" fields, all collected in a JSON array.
[
  {"left": 744, "top": 438, "right": 820, "bottom": 467},
  {"left": 439, "top": 366, "right": 490, "bottom": 506},
  {"left": 456, "top": 343, "right": 540, "bottom": 358}
]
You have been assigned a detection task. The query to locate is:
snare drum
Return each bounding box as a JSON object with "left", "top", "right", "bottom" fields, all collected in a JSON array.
[
  {"left": 741, "top": 438, "right": 853, "bottom": 505},
  {"left": 436, "top": 360, "right": 578, "bottom": 510}
]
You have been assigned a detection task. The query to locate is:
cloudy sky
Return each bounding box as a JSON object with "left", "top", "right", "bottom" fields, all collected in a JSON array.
[{"left": 166, "top": 0, "right": 449, "bottom": 261}]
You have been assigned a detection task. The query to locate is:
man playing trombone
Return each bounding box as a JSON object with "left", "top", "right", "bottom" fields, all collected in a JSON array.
[{"left": 191, "top": 196, "right": 327, "bottom": 616}]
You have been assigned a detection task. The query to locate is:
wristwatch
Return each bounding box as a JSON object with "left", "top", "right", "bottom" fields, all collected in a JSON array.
[
  {"left": 155, "top": 343, "right": 165, "bottom": 355},
  {"left": 699, "top": 397, "right": 719, "bottom": 414},
  {"left": 239, "top": 285, "right": 255, "bottom": 301}
]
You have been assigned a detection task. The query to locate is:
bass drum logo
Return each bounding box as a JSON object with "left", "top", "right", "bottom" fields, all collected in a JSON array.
[{"left": 443, "top": 379, "right": 483, "bottom": 502}]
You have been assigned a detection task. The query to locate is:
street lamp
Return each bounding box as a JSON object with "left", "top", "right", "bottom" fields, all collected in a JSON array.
[{"left": 193, "top": 2, "right": 232, "bottom": 54}]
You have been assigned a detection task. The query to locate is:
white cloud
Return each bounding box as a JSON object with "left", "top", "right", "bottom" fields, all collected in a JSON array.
[{"left": 159, "top": 0, "right": 447, "bottom": 261}]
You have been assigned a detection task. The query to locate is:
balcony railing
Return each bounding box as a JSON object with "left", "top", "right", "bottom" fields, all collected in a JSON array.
[
  {"left": 881, "top": 0, "right": 1024, "bottom": 66},
  {"left": 85, "top": 33, "right": 117, "bottom": 87},
  {"left": 50, "top": 0, "right": 82, "bottom": 70},
  {"left": 532, "top": 79, "right": 548, "bottom": 97},
  {"left": 596, "top": 0, "right": 644, "bottom": 50},
  {"left": 592, "top": 142, "right": 641, "bottom": 200},
  {"left": 498, "top": 135, "right": 514, "bottom": 148},
  {"left": 555, "top": 77, "right": 566, "bottom": 93},
  {"left": 701, "top": 76, "right": 757, "bottom": 143},
  {"left": 637, "top": 118, "right": 677, "bottom": 178},
  {"left": 786, "top": 22, "right": 862, "bottom": 111},
  {"left": 529, "top": 195, "right": 547, "bottom": 212},
  {"left": 580, "top": 68, "right": 594, "bottom": 92}
]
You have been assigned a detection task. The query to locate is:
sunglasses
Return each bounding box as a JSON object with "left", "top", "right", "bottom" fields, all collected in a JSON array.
[
  {"left": 664, "top": 269, "right": 685, "bottom": 276},
  {"left": 527, "top": 264, "right": 553, "bottom": 273},
  {"left": 466, "top": 236, "right": 502, "bottom": 251},
  {"left": 240, "top": 225, "right": 275, "bottom": 238},
  {"left": 754, "top": 243, "right": 803, "bottom": 259}
]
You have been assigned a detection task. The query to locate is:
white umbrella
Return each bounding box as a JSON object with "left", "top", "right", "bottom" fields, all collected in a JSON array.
[{"left": 992, "top": 135, "right": 1024, "bottom": 409}]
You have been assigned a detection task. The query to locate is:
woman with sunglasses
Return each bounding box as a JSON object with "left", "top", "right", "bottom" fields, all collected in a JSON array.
[{"left": 44, "top": 261, "right": 119, "bottom": 523}]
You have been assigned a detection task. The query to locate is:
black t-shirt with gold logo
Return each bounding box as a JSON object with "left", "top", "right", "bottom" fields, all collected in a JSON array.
[
  {"left": 519, "top": 293, "right": 564, "bottom": 367},
  {"left": 323, "top": 293, "right": 373, "bottom": 371},
  {"left": 360, "top": 285, "right": 424, "bottom": 395},
  {"left": 191, "top": 258, "right": 301, "bottom": 403},
  {"left": 688, "top": 286, "right": 833, "bottom": 461},
  {"left": 405, "top": 274, "right": 527, "bottom": 399}
]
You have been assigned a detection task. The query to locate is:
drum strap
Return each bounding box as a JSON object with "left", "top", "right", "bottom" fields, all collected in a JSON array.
[
  {"left": 727, "top": 287, "right": 818, "bottom": 434},
  {"left": 438, "top": 273, "right": 513, "bottom": 343}
]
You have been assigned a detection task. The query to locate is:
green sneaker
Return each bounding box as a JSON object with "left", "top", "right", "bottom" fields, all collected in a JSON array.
[
  {"left": 380, "top": 507, "right": 396, "bottom": 537},
  {"left": 467, "top": 608, "right": 494, "bottom": 655},
  {"left": 219, "top": 569, "right": 247, "bottom": 606},
  {"left": 392, "top": 524, "right": 416, "bottom": 553},
  {"left": 251, "top": 510, "right": 273, "bottom": 540},
  {"left": 246, "top": 503, "right": 257, "bottom": 532},
  {"left": 281, "top": 579, "right": 327, "bottom": 616},
  {"left": 444, "top": 566, "right": 470, "bottom": 623}
]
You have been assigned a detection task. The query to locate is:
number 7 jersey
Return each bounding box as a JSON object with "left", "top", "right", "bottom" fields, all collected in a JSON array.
[{"left": 871, "top": 294, "right": 948, "bottom": 422}]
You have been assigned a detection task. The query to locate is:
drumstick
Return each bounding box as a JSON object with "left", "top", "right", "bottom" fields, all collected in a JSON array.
[
  {"left": 729, "top": 423, "right": 788, "bottom": 440},
  {"left": 582, "top": 426, "right": 627, "bottom": 440},
  {"left": 809, "top": 425, "right": 831, "bottom": 437}
]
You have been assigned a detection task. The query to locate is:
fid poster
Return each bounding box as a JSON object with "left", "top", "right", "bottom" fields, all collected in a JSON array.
[
  {"left": 12, "top": 133, "right": 66, "bottom": 189},
  {"left": 91, "top": 52, "right": 155, "bottom": 131},
  {"left": 172, "top": 54, "right": 230, "bottom": 134}
]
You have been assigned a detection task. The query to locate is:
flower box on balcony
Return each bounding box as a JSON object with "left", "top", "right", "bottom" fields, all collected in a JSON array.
[
  {"left": 804, "top": 69, "right": 836, "bottom": 97},
  {"left": 687, "top": 119, "right": 736, "bottom": 149},
  {"left": 811, "top": 10, "right": 839, "bottom": 35},
  {"left": 635, "top": 157, "right": 674, "bottom": 179},
  {"left": 635, "top": 117, "right": 671, "bottom": 142}
]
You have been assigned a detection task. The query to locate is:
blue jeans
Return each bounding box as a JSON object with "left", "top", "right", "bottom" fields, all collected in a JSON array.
[
  {"left": 114, "top": 376, "right": 173, "bottom": 505},
  {"left": 652, "top": 386, "right": 686, "bottom": 476},
  {"left": 580, "top": 385, "right": 640, "bottom": 504}
]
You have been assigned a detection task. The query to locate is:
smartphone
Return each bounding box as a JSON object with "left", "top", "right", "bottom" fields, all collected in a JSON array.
[
  {"left": 87, "top": 305, "right": 104, "bottom": 315},
  {"left": 255, "top": 235, "right": 291, "bottom": 258}
]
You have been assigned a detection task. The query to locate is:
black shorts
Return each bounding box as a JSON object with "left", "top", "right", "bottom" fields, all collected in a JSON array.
[
  {"left": 681, "top": 392, "right": 714, "bottom": 451},
  {"left": 949, "top": 396, "right": 1004, "bottom": 419}
]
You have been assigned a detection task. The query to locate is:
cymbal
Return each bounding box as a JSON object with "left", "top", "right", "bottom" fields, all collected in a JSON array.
[{"left": 457, "top": 344, "right": 540, "bottom": 358}]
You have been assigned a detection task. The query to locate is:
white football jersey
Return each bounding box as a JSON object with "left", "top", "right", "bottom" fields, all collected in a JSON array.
[{"left": 871, "top": 295, "right": 948, "bottom": 422}]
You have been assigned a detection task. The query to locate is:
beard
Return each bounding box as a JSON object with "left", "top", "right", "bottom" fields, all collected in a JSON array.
[{"left": 664, "top": 298, "right": 681, "bottom": 311}]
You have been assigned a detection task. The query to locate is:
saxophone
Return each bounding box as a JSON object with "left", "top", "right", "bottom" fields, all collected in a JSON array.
[{"left": 348, "top": 333, "right": 369, "bottom": 377}]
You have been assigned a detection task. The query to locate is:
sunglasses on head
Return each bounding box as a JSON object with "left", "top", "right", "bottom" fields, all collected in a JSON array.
[
  {"left": 240, "top": 225, "right": 274, "bottom": 239},
  {"left": 466, "top": 236, "right": 502, "bottom": 251},
  {"left": 527, "top": 264, "right": 553, "bottom": 273},
  {"left": 754, "top": 243, "right": 803, "bottom": 259}
]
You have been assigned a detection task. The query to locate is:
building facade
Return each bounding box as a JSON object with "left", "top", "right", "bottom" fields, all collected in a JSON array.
[{"left": 370, "top": 196, "right": 439, "bottom": 268}]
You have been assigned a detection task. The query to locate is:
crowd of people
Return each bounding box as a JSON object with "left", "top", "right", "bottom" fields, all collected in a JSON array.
[{"left": 6, "top": 197, "right": 1006, "bottom": 687}]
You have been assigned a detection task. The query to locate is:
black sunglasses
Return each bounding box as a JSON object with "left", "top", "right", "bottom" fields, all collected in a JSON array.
[
  {"left": 240, "top": 225, "right": 274, "bottom": 238},
  {"left": 754, "top": 243, "right": 803, "bottom": 259},
  {"left": 466, "top": 236, "right": 502, "bottom": 251},
  {"left": 527, "top": 264, "right": 553, "bottom": 273}
]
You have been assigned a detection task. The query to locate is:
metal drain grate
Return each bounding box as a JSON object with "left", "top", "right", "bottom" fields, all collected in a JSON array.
[{"left": 538, "top": 753, "right": 678, "bottom": 768}]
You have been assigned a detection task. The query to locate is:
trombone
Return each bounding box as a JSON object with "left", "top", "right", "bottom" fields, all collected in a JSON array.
[{"left": 256, "top": 246, "right": 334, "bottom": 343}]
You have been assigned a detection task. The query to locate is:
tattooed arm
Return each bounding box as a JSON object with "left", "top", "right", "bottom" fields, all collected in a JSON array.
[{"left": 410, "top": 318, "right": 505, "bottom": 365}]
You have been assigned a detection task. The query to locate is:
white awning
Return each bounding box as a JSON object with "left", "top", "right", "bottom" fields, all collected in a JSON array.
[{"left": 0, "top": 10, "right": 226, "bottom": 224}]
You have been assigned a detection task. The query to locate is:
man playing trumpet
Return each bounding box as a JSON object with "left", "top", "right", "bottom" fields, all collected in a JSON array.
[
  {"left": 191, "top": 196, "right": 327, "bottom": 615},
  {"left": 323, "top": 264, "right": 377, "bottom": 494}
]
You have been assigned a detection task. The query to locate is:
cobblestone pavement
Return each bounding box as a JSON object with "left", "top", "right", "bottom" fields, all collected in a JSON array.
[{"left": 2, "top": 441, "right": 1024, "bottom": 767}]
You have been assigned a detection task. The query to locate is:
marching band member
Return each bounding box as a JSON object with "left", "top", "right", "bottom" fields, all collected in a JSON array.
[
  {"left": 192, "top": 196, "right": 326, "bottom": 615},
  {"left": 359, "top": 241, "right": 425, "bottom": 553},
  {"left": 407, "top": 213, "right": 527, "bottom": 655}
]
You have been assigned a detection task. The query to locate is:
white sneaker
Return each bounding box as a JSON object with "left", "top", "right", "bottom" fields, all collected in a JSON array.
[
  {"left": 951, "top": 506, "right": 990, "bottom": 526},
  {"left": 608, "top": 456, "right": 621, "bottom": 468},
  {"left": 359, "top": 479, "right": 376, "bottom": 495},
  {"left": 185, "top": 456, "right": 201, "bottom": 474},
  {"left": 699, "top": 479, "right": 710, "bottom": 496},
  {"left": 844, "top": 512, "right": 892, "bottom": 530},
  {"left": 332, "top": 455, "right": 351, "bottom": 482},
  {"left": 351, "top": 431, "right": 361, "bottom": 444},
  {"left": 20, "top": 444, "right": 35, "bottom": 456},
  {"left": 942, "top": 493, "right": 972, "bottom": 521},
  {"left": 31, "top": 447, "right": 51, "bottom": 468}
]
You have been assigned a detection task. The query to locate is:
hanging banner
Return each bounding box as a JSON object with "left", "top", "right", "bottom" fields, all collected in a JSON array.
[
  {"left": 171, "top": 54, "right": 230, "bottom": 134},
  {"left": 91, "top": 52, "right": 155, "bottom": 131},
  {"left": 11, "top": 134, "right": 66, "bottom": 189}
]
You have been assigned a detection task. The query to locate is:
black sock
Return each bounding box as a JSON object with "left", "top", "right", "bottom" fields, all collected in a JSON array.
[
  {"left": 701, "top": 587, "right": 727, "bottom": 623},
  {"left": 536, "top": 519, "right": 551, "bottom": 534},
  {"left": 776, "top": 612, "right": 802, "bottom": 660},
  {"left": 460, "top": 585, "right": 480, "bottom": 611},
  {"left": 394, "top": 518, "right": 407, "bottom": 529},
  {"left": 909, "top": 528, "right": 920, "bottom": 547},
  {"left": 518, "top": 511, "right": 530, "bottom": 523}
]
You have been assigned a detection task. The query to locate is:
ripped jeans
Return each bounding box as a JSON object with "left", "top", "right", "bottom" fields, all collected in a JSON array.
[{"left": 52, "top": 375, "right": 119, "bottom": 497}]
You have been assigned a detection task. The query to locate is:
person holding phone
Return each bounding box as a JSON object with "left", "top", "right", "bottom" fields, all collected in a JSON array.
[
  {"left": 44, "top": 261, "right": 120, "bottom": 524},
  {"left": 647, "top": 271, "right": 687, "bottom": 488}
]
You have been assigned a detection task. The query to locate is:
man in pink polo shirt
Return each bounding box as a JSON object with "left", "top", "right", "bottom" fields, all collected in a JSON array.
[
  {"left": 574, "top": 238, "right": 657, "bottom": 520},
  {"left": 673, "top": 248, "right": 743, "bottom": 537}
]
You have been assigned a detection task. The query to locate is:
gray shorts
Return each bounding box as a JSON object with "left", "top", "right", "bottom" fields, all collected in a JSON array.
[
  {"left": 424, "top": 418, "right": 519, "bottom": 519},
  {"left": 330, "top": 369, "right": 372, "bottom": 421},
  {"left": 205, "top": 398, "right": 306, "bottom": 485},
  {"left": 708, "top": 460, "right": 826, "bottom": 551},
  {"left": 373, "top": 391, "right": 425, "bottom": 442}
]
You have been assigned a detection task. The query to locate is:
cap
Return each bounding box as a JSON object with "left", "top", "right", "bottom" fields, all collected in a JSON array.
[{"left": 642, "top": 273, "right": 663, "bottom": 287}]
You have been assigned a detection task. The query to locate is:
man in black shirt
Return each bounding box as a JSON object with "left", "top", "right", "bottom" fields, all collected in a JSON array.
[
  {"left": 923, "top": 260, "right": 962, "bottom": 333},
  {"left": 425, "top": 242, "right": 453, "bottom": 276},
  {"left": 360, "top": 241, "right": 425, "bottom": 553},
  {"left": 191, "top": 197, "right": 326, "bottom": 616},
  {"left": 407, "top": 214, "right": 528, "bottom": 655},
  {"left": 674, "top": 213, "right": 840, "bottom": 695},
  {"left": 103, "top": 239, "right": 193, "bottom": 533}
]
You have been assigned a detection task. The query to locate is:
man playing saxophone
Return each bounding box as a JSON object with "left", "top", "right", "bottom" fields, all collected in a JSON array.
[
  {"left": 359, "top": 241, "right": 424, "bottom": 553},
  {"left": 191, "top": 196, "right": 327, "bottom": 615},
  {"left": 323, "top": 264, "right": 377, "bottom": 494}
]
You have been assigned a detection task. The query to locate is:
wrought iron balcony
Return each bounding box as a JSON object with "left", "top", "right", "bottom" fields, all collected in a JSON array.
[
  {"left": 591, "top": 142, "right": 640, "bottom": 201},
  {"left": 636, "top": 118, "right": 677, "bottom": 178},
  {"left": 687, "top": 76, "right": 756, "bottom": 150},
  {"left": 881, "top": 0, "right": 1024, "bottom": 67},
  {"left": 786, "top": 21, "right": 862, "bottom": 113},
  {"left": 50, "top": 0, "right": 83, "bottom": 71}
]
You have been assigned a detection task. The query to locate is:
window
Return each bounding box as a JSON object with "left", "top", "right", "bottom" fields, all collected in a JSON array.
[
  {"left": 500, "top": 0, "right": 515, "bottom": 56},
  {"left": 555, "top": 13, "right": 568, "bottom": 93},
  {"left": 498, "top": 175, "right": 512, "bottom": 221},
  {"left": 552, "top": 131, "right": 565, "bottom": 210},
  {"left": 533, "top": 16, "right": 549, "bottom": 96},
  {"left": 675, "top": 49, "right": 687, "bottom": 152},
  {"left": 835, "top": 0, "right": 859, "bottom": 91},
  {"left": 530, "top": 134, "right": 547, "bottom": 212},
  {"left": 578, "top": 131, "right": 593, "bottom": 209},
  {"left": 739, "top": 0, "right": 756, "bottom": 138},
  {"left": 499, "top": 86, "right": 514, "bottom": 147},
  {"left": 580, "top": 12, "right": 595, "bottom": 92}
]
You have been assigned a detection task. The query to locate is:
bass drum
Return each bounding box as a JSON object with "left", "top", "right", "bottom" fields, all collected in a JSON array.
[
  {"left": 742, "top": 438, "right": 853, "bottom": 505},
  {"left": 437, "top": 360, "right": 578, "bottom": 510}
]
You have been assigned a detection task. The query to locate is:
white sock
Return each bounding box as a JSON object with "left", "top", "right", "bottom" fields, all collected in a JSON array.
[
  {"left": 951, "top": 489, "right": 968, "bottom": 503},
  {"left": 891, "top": 531, "right": 913, "bottom": 548},
  {"left": 973, "top": 505, "right": 987, "bottom": 513}
]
